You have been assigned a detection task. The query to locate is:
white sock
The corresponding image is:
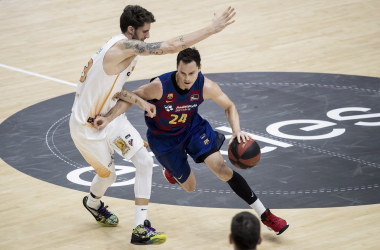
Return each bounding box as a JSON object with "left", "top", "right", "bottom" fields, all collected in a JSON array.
[
  {"left": 135, "top": 205, "right": 148, "bottom": 227},
  {"left": 87, "top": 194, "right": 101, "bottom": 210},
  {"left": 250, "top": 199, "right": 266, "bottom": 217}
]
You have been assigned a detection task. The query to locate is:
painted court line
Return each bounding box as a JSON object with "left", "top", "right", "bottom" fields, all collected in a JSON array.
[{"left": 0, "top": 63, "right": 77, "bottom": 87}]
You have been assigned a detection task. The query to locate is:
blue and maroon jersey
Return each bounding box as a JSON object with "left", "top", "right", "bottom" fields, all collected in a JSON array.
[{"left": 145, "top": 71, "right": 204, "bottom": 136}]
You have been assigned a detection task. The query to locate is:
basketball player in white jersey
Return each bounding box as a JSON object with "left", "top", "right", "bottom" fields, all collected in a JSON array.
[{"left": 69, "top": 5, "right": 236, "bottom": 245}]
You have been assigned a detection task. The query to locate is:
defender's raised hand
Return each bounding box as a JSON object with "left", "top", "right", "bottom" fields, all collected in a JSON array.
[{"left": 210, "top": 7, "right": 236, "bottom": 34}]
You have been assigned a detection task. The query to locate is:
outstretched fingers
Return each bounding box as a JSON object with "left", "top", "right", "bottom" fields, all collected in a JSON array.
[{"left": 222, "top": 7, "right": 236, "bottom": 26}]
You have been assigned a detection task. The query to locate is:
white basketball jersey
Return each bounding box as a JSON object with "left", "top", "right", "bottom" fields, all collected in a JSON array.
[{"left": 71, "top": 34, "right": 138, "bottom": 139}]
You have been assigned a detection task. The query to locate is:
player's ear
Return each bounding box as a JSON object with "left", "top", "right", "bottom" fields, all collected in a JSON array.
[
  {"left": 199, "top": 64, "right": 202, "bottom": 71},
  {"left": 228, "top": 233, "right": 233, "bottom": 244},
  {"left": 127, "top": 26, "right": 135, "bottom": 36}
]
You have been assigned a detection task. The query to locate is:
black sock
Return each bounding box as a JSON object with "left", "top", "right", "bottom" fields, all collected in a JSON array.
[{"left": 227, "top": 171, "right": 258, "bottom": 205}]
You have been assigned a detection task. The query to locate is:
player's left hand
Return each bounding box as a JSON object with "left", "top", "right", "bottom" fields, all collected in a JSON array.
[
  {"left": 228, "top": 131, "right": 252, "bottom": 146},
  {"left": 93, "top": 115, "right": 110, "bottom": 130}
]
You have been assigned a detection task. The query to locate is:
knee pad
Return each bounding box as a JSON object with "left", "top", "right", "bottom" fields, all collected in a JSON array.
[{"left": 131, "top": 147, "right": 153, "bottom": 199}]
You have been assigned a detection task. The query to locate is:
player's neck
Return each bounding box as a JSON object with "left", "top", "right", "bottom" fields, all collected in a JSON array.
[{"left": 123, "top": 32, "right": 133, "bottom": 40}]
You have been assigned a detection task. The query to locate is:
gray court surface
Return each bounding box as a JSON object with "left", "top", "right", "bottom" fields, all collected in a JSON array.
[{"left": 1, "top": 72, "right": 379, "bottom": 209}]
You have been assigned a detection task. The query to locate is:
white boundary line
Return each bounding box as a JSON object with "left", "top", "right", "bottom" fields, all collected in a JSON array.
[{"left": 0, "top": 63, "right": 77, "bottom": 87}]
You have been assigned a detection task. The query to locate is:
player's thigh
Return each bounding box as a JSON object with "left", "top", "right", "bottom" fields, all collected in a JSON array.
[
  {"left": 148, "top": 133, "right": 192, "bottom": 184},
  {"left": 70, "top": 125, "right": 114, "bottom": 178},
  {"left": 156, "top": 150, "right": 192, "bottom": 184},
  {"left": 186, "top": 119, "right": 224, "bottom": 163},
  {"left": 107, "top": 115, "right": 144, "bottom": 160}
]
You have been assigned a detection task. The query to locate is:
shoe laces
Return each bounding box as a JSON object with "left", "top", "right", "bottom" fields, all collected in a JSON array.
[
  {"left": 98, "top": 205, "right": 111, "bottom": 218},
  {"left": 266, "top": 214, "right": 279, "bottom": 224},
  {"left": 145, "top": 226, "right": 156, "bottom": 233}
]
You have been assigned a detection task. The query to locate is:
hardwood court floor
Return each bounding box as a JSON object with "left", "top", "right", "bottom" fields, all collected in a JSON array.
[{"left": 0, "top": 0, "right": 379, "bottom": 249}]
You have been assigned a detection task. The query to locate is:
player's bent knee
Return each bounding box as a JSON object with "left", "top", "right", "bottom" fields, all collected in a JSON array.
[
  {"left": 182, "top": 180, "right": 196, "bottom": 193},
  {"left": 137, "top": 155, "right": 153, "bottom": 176},
  {"left": 133, "top": 147, "right": 154, "bottom": 175},
  {"left": 215, "top": 164, "right": 233, "bottom": 182},
  {"left": 145, "top": 156, "right": 154, "bottom": 171},
  {"left": 183, "top": 185, "right": 196, "bottom": 193},
  {"left": 108, "top": 172, "right": 117, "bottom": 184},
  {"left": 98, "top": 169, "right": 112, "bottom": 178}
]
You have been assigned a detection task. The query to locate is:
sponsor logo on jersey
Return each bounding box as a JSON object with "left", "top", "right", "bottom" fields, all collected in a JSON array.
[
  {"left": 190, "top": 94, "right": 199, "bottom": 101},
  {"left": 175, "top": 104, "right": 198, "bottom": 112},
  {"left": 200, "top": 133, "right": 206, "bottom": 139},
  {"left": 166, "top": 93, "right": 174, "bottom": 103},
  {"left": 95, "top": 47, "right": 103, "bottom": 55},
  {"left": 164, "top": 104, "right": 174, "bottom": 112},
  {"left": 128, "top": 139, "right": 133, "bottom": 146},
  {"left": 125, "top": 134, "right": 131, "bottom": 139}
]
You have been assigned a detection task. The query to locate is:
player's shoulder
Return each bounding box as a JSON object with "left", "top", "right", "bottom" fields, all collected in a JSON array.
[
  {"left": 203, "top": 76, "right": 218, "bottom": 89},
  {"left": 150, "top": 76, "right": 163, "bottom": 84},
  {"left": 203, "top": 77, "right": 221, "bottom": 99}
]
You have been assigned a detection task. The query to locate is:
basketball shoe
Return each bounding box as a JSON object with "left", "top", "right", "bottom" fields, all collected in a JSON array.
[
  {"left": 82, "top": 196, "right": 119, "bottom": 227},
  {"left": 162, "top": 167, "right": 177, "bottom": 184},
  {"left": 261, "top": 208, "right": 289, "bottom": 235},
  {"left": 131, "top": 219, "right": 167, "bottom": 245}
]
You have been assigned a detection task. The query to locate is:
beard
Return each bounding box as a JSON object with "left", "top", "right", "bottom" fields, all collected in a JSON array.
[{"left": 132, "top": 33, "right": 145, "bottom": 41}]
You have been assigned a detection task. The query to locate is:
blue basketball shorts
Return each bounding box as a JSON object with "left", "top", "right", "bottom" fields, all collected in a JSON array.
[{"left": 147, "top": 119, "right": 225, "bottom": 184}]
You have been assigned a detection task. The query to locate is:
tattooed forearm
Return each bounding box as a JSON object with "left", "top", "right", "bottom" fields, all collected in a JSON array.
[
  {"left": 179, "top": 36, "right": 186, "bottom": 49},
  {"left": 123, "top": 40, "right": 163, "bottom": 55},
  {"left": 121, "top": 89, "right": 130, "bottom": 98},
  {"left": 119, "top": 89, "right": 141, "bottom": 106}
]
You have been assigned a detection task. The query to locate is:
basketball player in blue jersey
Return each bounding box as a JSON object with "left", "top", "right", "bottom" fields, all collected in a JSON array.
[{"left": 95, "top": 48, "right": 289, "bottom": 236}]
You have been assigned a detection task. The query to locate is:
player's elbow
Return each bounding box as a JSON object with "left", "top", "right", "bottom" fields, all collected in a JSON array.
[
  {"left": 168, "top": 45, "right": 177, "bottom": 54},
  {"left": 225, "top": 103, "right": 236, "bottom": 115},
  {"left": 162, "top": 42, "right": 176, "bottom": 54}
]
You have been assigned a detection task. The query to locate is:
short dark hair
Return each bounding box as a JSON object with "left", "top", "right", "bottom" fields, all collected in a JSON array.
[
  {"left": 120, "top": 5, "right": 155, "bottom": 33},
  {"left": 231, "top": 212, "right": 261, "bottom": 250},
  {"left": 177, "top": 47, "right": 201, "bottom": 68}
]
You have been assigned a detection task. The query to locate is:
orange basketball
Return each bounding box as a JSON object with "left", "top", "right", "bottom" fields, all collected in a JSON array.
[{"left": 228, "top": 138, "right": 261, "bottom": 169}]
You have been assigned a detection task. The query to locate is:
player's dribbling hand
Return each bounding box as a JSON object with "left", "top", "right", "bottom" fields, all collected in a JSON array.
[
  {"left": 228, "top": 131, "right": 252, "bottom": 146},
  {"left": 210, "top": 6, "right": 236, "bottom": 34},
  {"left": 93, "top": 115, "right": 110, "bottom": 130}
]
